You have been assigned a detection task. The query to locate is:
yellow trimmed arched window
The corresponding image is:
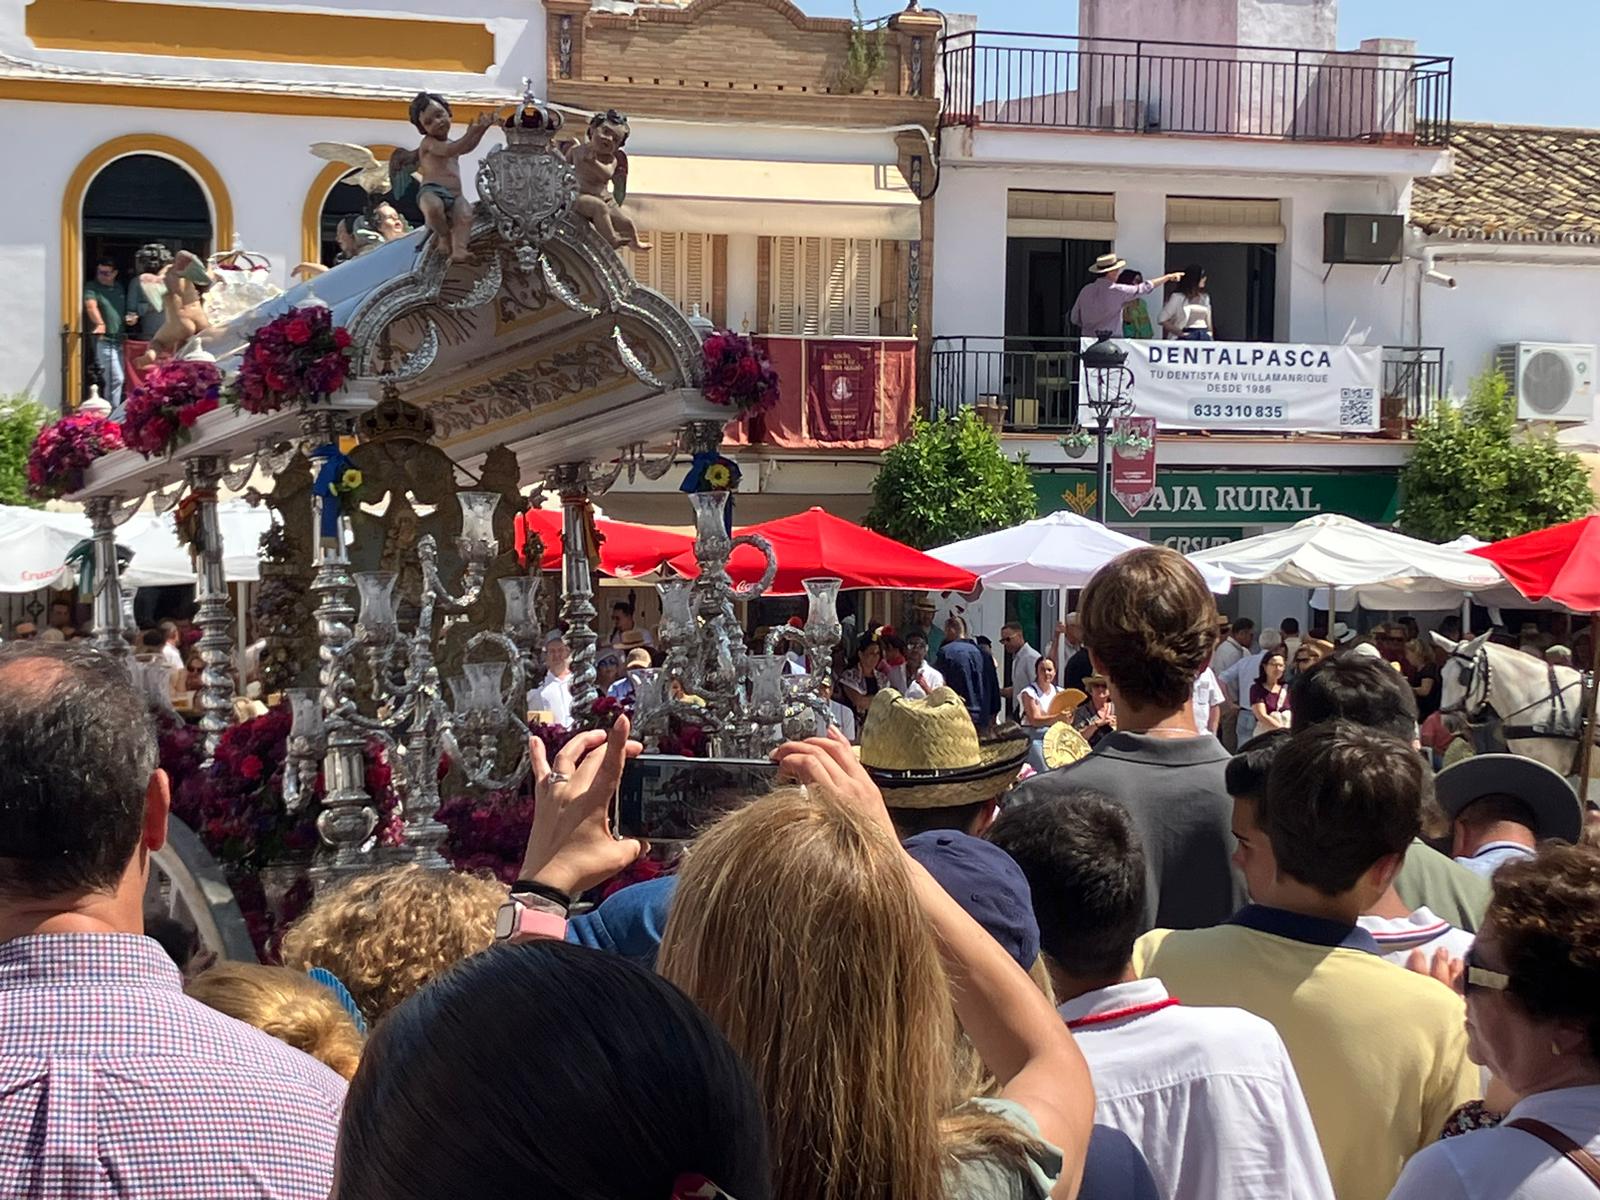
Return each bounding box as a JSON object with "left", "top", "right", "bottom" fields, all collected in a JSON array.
[{"left": 61, "top": 135, "right": 233, "bottom": 406}]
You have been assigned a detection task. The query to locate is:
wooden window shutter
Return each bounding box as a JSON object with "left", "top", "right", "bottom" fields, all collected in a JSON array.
[
  {"left": 848, "top": 239, "right": 878, "bottom": 335},
  {"left": 683, "top": 234, "right": 708, "bottom": 319},
  {"left": 821, "top": 237, "right": 850, "bottom": 336},
  {"left": 771, "top": 236, "right": 801, "bottom": 335},
  {"left": 801, "top": 237, "right": 824, "bottom": 336}
]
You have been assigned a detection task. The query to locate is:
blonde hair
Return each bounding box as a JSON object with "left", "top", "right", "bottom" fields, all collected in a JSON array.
[
  {"left": 659, "top": 787, "right": 1038, "bottom": 1200},
  {"left": 187, "top": 962, "right": 364, "bottom": 1080},
  {"left": 279, "top": 864, "right": 503, "bottom": 1024}
]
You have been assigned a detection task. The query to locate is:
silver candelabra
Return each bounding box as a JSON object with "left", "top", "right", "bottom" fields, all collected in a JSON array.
[
  {"left": 630, "top": 487, "right": 844, "bottom": 756},
  {"left": 286, "top": 487, "right": 535, "bottom": 874}
]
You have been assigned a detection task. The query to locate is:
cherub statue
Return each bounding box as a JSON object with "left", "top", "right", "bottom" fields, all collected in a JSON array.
[
  {"left": 293, "top": 144, "right": 417, "bottom": 280},
  {"left": 405, "top": 92, "right": 496, "bottom": 264},
  {"left": 136, "top": 251, "right": 213, "bottom": 366},
  {"left": 566, "top": 110, "right": 650, "bottom": 252}
]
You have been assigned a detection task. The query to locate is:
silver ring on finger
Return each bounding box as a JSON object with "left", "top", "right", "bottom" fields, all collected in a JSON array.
[{"left": 546, "top": 770, "right": 571, "bottom": 785}]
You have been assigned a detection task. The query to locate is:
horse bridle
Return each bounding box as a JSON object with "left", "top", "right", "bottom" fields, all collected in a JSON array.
[{"left": 1441, "top": 644, "right": 1490, "bottom": 718}]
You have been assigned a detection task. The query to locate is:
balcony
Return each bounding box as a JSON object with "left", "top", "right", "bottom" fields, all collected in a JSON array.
[
  {"left": 940, "top": 32, "right": 1452, "bottom": 146},
  {"left": 930, "top": 336, "right": 1442, "bottom": 434}
]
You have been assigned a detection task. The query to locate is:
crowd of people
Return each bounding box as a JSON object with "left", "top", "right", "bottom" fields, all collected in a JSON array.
[{"left": 3, "top": 545, "right": 1600, "bottom": 1199}]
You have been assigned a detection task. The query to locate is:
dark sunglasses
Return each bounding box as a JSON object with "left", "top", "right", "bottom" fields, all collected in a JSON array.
[{"left": 1463, "top": 946, "right": 1511, "bottom": 996}]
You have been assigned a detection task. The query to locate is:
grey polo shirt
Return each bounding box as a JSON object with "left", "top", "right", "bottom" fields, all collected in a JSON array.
[{"left": 1009, "top": 730, "right": 1247, "bottom": 932}]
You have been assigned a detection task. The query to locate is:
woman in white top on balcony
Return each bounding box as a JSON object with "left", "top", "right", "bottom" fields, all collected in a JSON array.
[{"left": 1159, "top": 265, "right": 1214, "bottom": 340}]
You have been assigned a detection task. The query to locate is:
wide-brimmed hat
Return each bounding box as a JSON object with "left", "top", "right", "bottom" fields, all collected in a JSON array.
[
  {"left": 618, "top": 628, "right": 648, "bottom": 650},
  {"left": 1083, "top": 673, "right": 1109, "bottom": 687},
  {"left": 859, "top": 688, "right": 1030, "bottom": 809},
  {"left": 1330, "top": 622, "right": 1356, "bottom": 645},
  {"left": 1435, "top": 753, "right": 1583, "bottom": 845},
  {"left": 1089, "top": 252, "right": 1127, "bottom": 275}
]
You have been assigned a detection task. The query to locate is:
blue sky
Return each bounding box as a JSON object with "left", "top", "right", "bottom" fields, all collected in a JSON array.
[{"left": 810, "top": 0, "right": 1600, "bottom": 127}]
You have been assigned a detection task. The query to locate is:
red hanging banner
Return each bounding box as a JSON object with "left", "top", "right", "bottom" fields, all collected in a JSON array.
[
  {"left": 806, "top": 340, "right": 880, "bottom": 444},
  {"left": 1110, "top": 416, "right": 1158, "bottom": 517}
]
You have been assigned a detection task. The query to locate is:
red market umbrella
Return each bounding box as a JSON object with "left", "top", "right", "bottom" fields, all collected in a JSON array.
[
  {"left": 1468, "top": 515, "right": 1600, "bottom": 611},
  {"left": 1470, "top": 516, "right": 1600, "bottom": 789},
  {"left": 517, "top": 509, "right": 694, "bottom": 579},
  {"left": 665, "top": 506, "right": 979, "bottom": 596}
]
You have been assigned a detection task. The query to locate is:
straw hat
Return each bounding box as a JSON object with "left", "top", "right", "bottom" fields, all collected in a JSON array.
[
  {"left": 1089, "top": 252, "right": 1127, "bottom": 276},
  {"left": 625, "top": 648, "right": 651, "bottom": 669},
  {"left": 618, "top": 628, "right": 648, "bottom": 651},
  {"left": 858, "top": 688, "right": 1030, "bottom": 809}
]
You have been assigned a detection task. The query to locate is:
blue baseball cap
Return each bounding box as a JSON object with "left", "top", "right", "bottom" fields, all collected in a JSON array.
[{"left": 903, "top": 830, "right": 1040, "bottom": 971}]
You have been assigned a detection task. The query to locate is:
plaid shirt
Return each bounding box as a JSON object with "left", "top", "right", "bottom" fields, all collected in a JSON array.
[{"left": 0, "top": 933, "right": 346, "bottom": 1199}]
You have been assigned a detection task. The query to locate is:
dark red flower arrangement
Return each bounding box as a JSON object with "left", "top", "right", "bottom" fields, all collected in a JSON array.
[
  {"left": 120, "top": 360, "right": 223, "bottom": 458},
  {"left": 25, "top": 411, "right": 124, "bottom": 499},
  {"left": 164, "top": 708, "right": 403, "bottom": 958},
  {"left": 226, "top": 304, "right": 353, "bottom": 415},
  {"left": 701, "top": 330, "right": 779, "bottom": 415}
]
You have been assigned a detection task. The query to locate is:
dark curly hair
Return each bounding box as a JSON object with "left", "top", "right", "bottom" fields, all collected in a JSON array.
[
  {"left": 1489, "top": 844, "right": 1600, "bottom": 1061},
  {"left": 1079, "top": 546, "right": 1218, "bottom": 709}
]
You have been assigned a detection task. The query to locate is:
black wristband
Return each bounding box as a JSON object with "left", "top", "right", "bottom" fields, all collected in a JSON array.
[{"left": 511, "top": 879, "right": 573, "bottom": 911}]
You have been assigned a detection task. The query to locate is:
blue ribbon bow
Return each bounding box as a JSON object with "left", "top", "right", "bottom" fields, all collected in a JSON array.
[
  {"left": 312, "top": 443, "right": 355, "bottom": 540},
  {"left": 680, "top": 452, "right": 741, "bottom": 533}
]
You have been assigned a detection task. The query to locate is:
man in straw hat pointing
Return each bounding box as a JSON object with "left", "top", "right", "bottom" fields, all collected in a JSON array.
[{"left": 1070, "top": 255, "right": 1182, "bottom": 339}]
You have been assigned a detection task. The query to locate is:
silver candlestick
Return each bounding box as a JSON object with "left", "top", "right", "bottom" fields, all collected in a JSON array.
[{"left": 344, "top": 492, "right": 532, "bottom": 869}]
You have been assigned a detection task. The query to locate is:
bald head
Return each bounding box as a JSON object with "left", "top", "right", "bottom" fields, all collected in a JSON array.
[{"left": 0, "top": 644, "right": 157, "bottom": 900}]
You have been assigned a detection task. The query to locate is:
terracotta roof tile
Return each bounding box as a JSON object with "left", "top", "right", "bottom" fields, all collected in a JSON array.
[{"left": 1413, "top": 122, "right": 1600, "bottom": 243}]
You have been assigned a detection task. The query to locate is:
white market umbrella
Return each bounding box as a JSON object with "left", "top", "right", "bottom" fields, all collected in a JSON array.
[
  {"left": 1301, "top": 534, "right": 1556, "bottom": 613},
  {"left": 933, "top": 511, "right": 1233, "bottom": 594},
  {"left": 1187, "top": 513, "right": 1507, "bottom": 612},
  {"left": 120, "top": 502, "right": 271, "bottom": 587},
  {"left": 0, "top": 501, "right": 269, "bottom": 592},
  {"left": 0, "top": 506, "right": 90, "bottom": 592}
]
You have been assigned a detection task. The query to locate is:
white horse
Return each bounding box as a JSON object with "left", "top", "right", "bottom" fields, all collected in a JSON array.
[{"left": 1430, "top": 631, "right": 1590, "bottom": 777}]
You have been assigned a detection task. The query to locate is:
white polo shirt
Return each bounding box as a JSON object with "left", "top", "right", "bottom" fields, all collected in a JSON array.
[
  {"left": 1058, "top": 977, "right": 1334, "bottom": 1200},
  {"left": 1358, "top": 907, "right": 1475, "bottom": 968}
]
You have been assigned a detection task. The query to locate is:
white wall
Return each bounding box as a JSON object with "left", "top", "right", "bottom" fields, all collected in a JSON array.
[
  {"left": 931, "top": 161, "right": 1411, "bottom": 348},
  {"left": 1421, "top": 254, "right": 1600, "bottom": 447},
  {"left": 1079, "top": 0, "right": 1337, "bottom": 48},
  {"left": 3, "top": 98, "right": 503, "bottom": 408}
]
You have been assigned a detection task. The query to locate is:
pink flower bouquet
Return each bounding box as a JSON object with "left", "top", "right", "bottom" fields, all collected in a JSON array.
[
  {"left": 26, "top": 411, "right": 124, "bottom": 499},
  {"left": 121, "top": 360, "right": 222, "bottom": 458}
]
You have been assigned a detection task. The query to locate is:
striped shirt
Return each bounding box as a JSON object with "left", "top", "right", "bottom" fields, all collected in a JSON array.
[
  {"left": 0, "top": 933, "right": 345, "bottom": 1199},
  {"left": 1358, "top": 907, "right": 1475, "bottom": 968}
]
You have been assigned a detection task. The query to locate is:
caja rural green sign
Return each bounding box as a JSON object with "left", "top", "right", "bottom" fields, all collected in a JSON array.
[{"left": 1032, "top": 470, "right": 1401, "bottom": 526}]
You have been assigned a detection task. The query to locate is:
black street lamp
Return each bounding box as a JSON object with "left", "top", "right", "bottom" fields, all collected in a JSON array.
[{"left": 1063, "top": 336, "right": 1136, "bottom": 524}]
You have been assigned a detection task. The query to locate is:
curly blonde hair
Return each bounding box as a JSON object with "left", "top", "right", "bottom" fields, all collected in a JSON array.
[
  {"left": 279, "top": 864, "right": 504, "bottom": 1024},
  {"left": 187, "top": 962, "right": 365, "bottom": 1080}
]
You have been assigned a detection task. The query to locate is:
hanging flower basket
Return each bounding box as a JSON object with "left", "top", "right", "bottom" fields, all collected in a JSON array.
[
  {"left": 226, "top": 304, "right": 353, "bottom": 415},
  {"left": 121, "top": 360, "right": 223, "bottom": 458},
  {"left": 701, "top": 330, "right": 779, "bottom": 415},
  {"left": 26, "top": 411, "right": 124, "bottom": 500}
]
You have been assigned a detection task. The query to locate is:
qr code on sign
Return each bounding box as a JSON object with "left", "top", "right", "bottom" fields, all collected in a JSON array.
[{"left": 1340, "top": 387, "right": 1376, "bottom": 428}]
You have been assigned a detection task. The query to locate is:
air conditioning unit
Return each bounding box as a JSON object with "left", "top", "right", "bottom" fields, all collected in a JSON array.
[{"left": 1495, "top": 342, "right": 1598, "bottom": 422}]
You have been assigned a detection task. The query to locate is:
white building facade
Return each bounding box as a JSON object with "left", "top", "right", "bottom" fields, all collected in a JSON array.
[{"left": 929, "top": 0, "right": 1459, "bottom": 635}]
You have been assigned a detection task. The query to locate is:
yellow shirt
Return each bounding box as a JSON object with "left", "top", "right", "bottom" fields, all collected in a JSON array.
[{"left": 1133, "top": 908, "right": 1477, "bottom": 1200}]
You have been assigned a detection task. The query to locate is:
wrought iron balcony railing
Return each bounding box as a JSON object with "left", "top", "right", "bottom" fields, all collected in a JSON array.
[
  {"left": 941, "top": 31, "right": 1452, "bottom": 146},
  {"left": 931, "top": 335, "right": 1443, "bottom": 433}
]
